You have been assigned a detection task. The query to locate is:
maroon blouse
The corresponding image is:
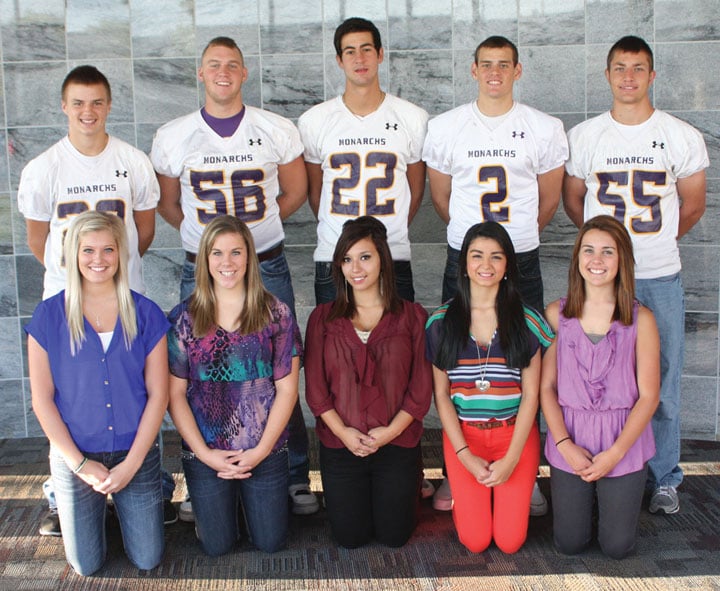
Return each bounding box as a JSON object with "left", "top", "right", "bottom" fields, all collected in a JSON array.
[{"left": 305, "top": 300, "right": 432, "bottom": 449}]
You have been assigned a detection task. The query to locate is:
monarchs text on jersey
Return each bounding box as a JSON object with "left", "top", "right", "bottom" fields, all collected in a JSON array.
[
  {"left": 298, "top": 94, "right": 428, "bottom": 262},
  {"left": 566, "top": 110, "right": 709, "bottom": 279},
  {"left": 151, "top": 106, "right": 304, "bottom": 254},
  {"left": 17, "top": 136, "right": 159, "bottom": 298},
  {"left": 423, "top": 101, "right": 568, "bottom": 252}
]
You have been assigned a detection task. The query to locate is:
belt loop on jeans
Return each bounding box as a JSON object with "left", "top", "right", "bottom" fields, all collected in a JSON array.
[
  {"left": 185, "top": 241, "right": 283, "bottom": 264},
  {"left": 464, "top": 417, "right": 517, "bottom": 430}
]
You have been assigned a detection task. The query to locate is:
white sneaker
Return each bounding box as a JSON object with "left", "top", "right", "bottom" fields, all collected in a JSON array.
[
  {"left": 289, "top": 483, "right": 320, "bottom": 515},
  {"left": 178, "top": 500, "right": 195, "bottom": 522},
  {"left": 529, "top": 481, "right": 548, "bottom": 516},
  {"left": 433, "top": 478, "right": 453, "bottom": 511},
  {"left": 421, "top": 478, "right": 435, "bottom": 499}
]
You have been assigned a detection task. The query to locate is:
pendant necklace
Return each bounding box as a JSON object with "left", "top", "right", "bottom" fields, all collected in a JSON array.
[{"left": 474, "top": 330, "right": 496, "bottom": 392}]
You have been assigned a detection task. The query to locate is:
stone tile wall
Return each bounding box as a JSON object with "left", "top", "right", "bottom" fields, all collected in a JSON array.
[{"left": 1, "top": 0, "right": 718, "bottom": 439}]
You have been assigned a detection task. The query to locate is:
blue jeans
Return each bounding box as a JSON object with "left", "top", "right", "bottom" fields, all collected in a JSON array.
[
  {"left": 442, "top": 245, "right": 544, "bottom": 312},
  {"left": 182, "top": 446, "right": 289, "bottom": 555},
  {"left": 49, "top": 443, "right": 164, "bottom": 576},
  {"left": 636, "top": 273, "right": 684, "bottom": 489},
  {"left": 181, "top": 246, "right": 310, "bottom": 486},
  {"left": 314, "top": 260, "right": 415, "bottom": 305}
]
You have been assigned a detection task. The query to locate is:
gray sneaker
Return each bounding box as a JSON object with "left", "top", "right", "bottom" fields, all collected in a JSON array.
[{"left": 649, "top": 485, "right": 679, "bottom": 514}]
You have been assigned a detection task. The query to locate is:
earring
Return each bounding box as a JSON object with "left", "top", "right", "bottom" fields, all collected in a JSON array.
[{"left": 503, "top": 275, "right": 507, "bottom": 281}]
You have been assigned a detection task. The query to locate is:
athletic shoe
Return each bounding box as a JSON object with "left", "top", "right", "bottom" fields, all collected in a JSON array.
[
  {"left": 289, "top": 484, "right": 320, "bottom": 515},
  {"left": 432, "top": 478, "right": 453, "bottom": 511},
  {"left": 530, "top": 481, "right": 548, "bottom": 516},
  {"left": 163, "top": 499, "right": 178, "bottom": 525},
  {"left": 649, "top": 486, "right": 680, "bottom": 514},
  {"left": 39, "top": 509, "right": 61, "bottom": 537},
  {"left": 421, "top": 478, "right": 435, "bottom": 499},
  {"left": 178, "top": 500, "right": 195, "bottom": 522}
]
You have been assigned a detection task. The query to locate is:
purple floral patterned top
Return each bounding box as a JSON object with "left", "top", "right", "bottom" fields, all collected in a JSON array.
[{"left": 168, "top": 297, "right": 299, "bottom": 452}]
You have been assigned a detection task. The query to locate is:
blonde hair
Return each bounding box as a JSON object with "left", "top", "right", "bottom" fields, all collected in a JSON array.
[
  {"left": 63, "top": 211, "right": 137, "bottom": 354},
  {"left": 189, "top": 215, "right": 272, "bottom": 337}
]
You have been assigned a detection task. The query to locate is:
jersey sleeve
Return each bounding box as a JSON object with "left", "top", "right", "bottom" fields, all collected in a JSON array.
[
  {"left": 274, "top": 118, "right": 305, "bottom": 165},
  {"left": 564, "top": 123, "right": 590, "bottom": 180},
  {"left": 537, "top": 117, "right": 569, "bottom": 175},
  {"left": 130, "top": 151, "right": 161, "bottom": 211},
  {"left": 406, "top": 106, "right": 429, "bottom": 164},
  {"left": 297, "top": 109, "right": 323, "bottom": 164},
  {"left": 674, "top": 123, "right": 709, "bottom": 179},
  {"left": 17, "top": 157, "right": 54, "bottom": 221},
  {"left": 422, "top": 116, "right": 452, "bottom": 174},
  {"left": 150, "top": 125, "right": 180, "bottom": 178}
]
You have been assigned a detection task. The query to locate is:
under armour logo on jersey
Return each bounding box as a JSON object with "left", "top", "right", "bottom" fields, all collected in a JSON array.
[
  {"left": 512, "top": 131, "right": 525, "bottom": 139},
  {"left": 249, "top": 138, "right": 262, "bottom": 146},
  {"left": 385, "top": 122, "right": 398, "bottom": 130},
  {"left": 652, "top": 141, "right": 665, "bottom": 149},
  {"left": 115, "top": 170, "right": 128, "bottom": 177}
]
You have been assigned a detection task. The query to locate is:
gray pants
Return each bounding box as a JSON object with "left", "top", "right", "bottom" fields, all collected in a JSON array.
[{"left": 550, "top": 464, "right": 647, "bottom": 559}]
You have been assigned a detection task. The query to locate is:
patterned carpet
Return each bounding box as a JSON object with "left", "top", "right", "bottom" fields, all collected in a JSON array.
[{"left": 1, "top": 431, "right": 719, "bottom": 591}]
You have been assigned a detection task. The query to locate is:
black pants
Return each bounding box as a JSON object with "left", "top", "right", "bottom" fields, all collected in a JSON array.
[
  {"left": 319, "top": 442, "right": 422, "bottom": 548},
  {"left": 550, "top": 464, "right": 647, "bottom": 559}
]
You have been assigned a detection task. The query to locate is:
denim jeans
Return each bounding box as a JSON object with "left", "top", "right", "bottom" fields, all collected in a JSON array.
[
  {"left": 182, "top": 446, "right": 289, "bottom": 556},
  {"left": 314, "top": 260, "right": 415, "bottom": 305},
  {"left": 319, "top": 443, "right": 422, "bottom": 548},
  {"left": 49, "top": 443, "right": 164, "bottom": 576},
  {"left": 636, "top": 273, "right": 685, "bottom": 489},
  {"left": 180, "top": 247, "right": 310, "bottom": 487},
  {"left": 442, "top": 245, "right": 544, "bottom": 313}
]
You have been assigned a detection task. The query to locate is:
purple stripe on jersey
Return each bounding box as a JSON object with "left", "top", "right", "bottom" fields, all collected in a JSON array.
[{"left": 201, "top": 106, "right": 245, "bottom": 138}]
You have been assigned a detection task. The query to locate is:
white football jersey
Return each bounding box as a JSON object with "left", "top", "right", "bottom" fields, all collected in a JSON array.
[
  {"left": 151, "top": 106, "right": 304, "bottom": 254},
  {"left": 566, "top": 110, "right": 709, "bottom": 279},
  {"left": 423, "top": 101, "right": 568, "bottom": 252},
  {"left": 17, "top": 136, "right": 159, "bottom": 298},
  {"left": 298, "top": 94, "right": 428, "bottom": 261}
]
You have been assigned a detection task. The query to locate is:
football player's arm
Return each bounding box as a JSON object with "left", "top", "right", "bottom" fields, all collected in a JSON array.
[
  {"left": 537, "top": 164, "right": 564, "bottom": 231},
  {"left": 677, "top": 169, "right": 706, "bottom": 238},
  {"left": 26, "top": 220, "right": 50, "bottom": 264},
  {"left": 562, "top": 173, "right": 587, "bottom": 229},
  {"left": 306, "top": 162, "right": 323, "bottom": 219},
  {"left": 427, "top": 167, "right": 451, "bottom": 224},
  {"left": 277, "top": 156, "right": 308, "bottom": 220},
  {"left": 133, "top": 208, "right": 156, "bottom": 256},
  {"left": 156, "top": 174, "right": 184, "bottom": 230},
  {"left": 406, "top": 161, "right": 427, "bottom": 224}
]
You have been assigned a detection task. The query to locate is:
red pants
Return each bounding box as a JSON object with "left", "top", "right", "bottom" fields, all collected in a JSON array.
[{"left": 444, "top": 421, "right": 540, "bottom": 553}]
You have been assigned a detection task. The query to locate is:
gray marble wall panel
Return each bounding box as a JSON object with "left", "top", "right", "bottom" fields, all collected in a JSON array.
[
  {"left": 0, "top": 0, "right": 718, "bottom": 439},
  {"left": 66, "top": 0, "right": 131, "bottom": 59}
]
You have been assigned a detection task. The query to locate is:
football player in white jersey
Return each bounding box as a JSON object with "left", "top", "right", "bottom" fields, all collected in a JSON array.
[
  {"left": 17, "top": 65, "right": 169, "bottom": 535},
  {"left": 151, "top": 37, "right": 318, "bottom": 517},
  {"left": 563, "top": 36, "right": 709, "bottom": 516},
  {"left": 423, "top": 36, "right": 568, "bottom": 310},
  {"left": 298, "top": 17, "right": 428, "bottom": 304},
  {"left": 422, "top": 36, "right": 567, "bottom": 516}
]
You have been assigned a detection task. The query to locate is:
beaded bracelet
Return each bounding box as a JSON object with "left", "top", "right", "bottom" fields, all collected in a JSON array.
[
  {"left": 455, "top": 445, "right": 469, "bottom": 455},
  {"left": 73, "top": 456, "right": 88, "bottom": 474}
]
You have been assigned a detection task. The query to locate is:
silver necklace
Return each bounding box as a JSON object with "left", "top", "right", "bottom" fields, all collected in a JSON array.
[{"left": 473, "top": 330, "right": 496, "bottom": 392}]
